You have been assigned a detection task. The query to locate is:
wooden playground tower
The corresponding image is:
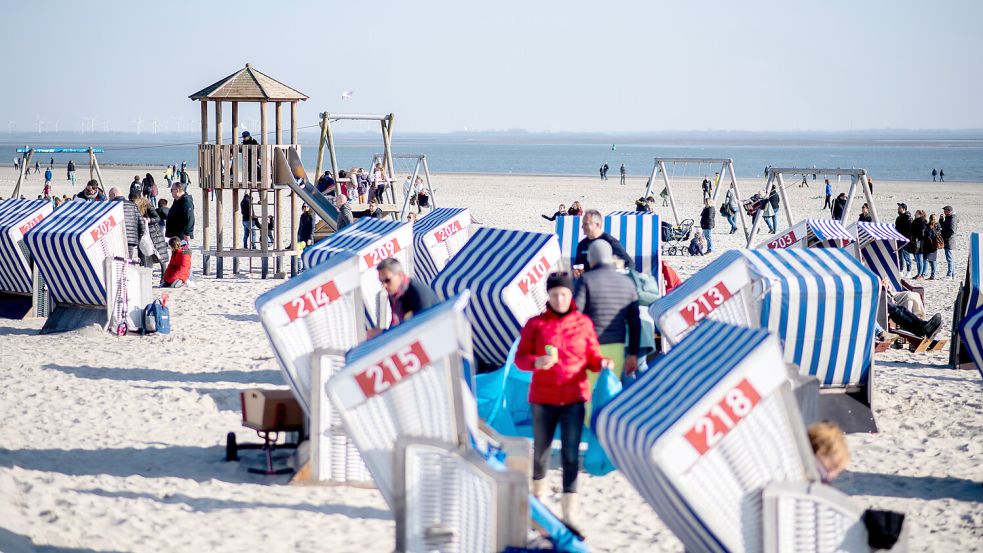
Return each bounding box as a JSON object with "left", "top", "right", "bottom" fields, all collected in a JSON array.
[{"left": 189, "top": 63, "right": 308, "bottom": 279}]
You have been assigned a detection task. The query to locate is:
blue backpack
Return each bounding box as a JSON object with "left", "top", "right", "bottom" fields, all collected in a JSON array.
[{"left": 142, "top": 299, "right": 171, "bottom": 335}]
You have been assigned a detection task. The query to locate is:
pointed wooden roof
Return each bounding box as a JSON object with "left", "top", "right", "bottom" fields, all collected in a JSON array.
[{"left": 189, "top": 64, "right": 308, "bottom": 102}]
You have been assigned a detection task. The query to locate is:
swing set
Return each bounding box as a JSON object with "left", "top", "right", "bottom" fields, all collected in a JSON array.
[
  {"left": 370, "top": 153, "right": 437, "bottom": 221},
  {"left": 12, "top": 147, "right": 106, "bottom": 199},
  {"left": 644, "top": 157, "right": 751, "bottom": 237}
]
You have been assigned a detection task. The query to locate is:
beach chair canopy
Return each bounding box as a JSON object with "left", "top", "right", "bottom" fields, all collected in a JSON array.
[
  {"left": 412, "top": 207, "right": 471, "bottom": 286},
  {"left": 328, "top": 294, "right": 479, "bottom": 507},
  {"left": 596, "top": 321, "right": 817, "bottom": 553},
  {"left": 848, "top": 221, "right": 909, "bottom": 291},
  {"left": 957, "top": 233, "right": 983, "bottom": 377},
  {"left": 24, "top": 200, "right": 127, "bottom": 306},
  {"left": 256, "top": 251, "right": 363, "bottom": 415},
  {"left": 302, "top": 217, "right": 413, "bottom": 328},
  {"left": 756, "top": 219, "right": 855, "bottom": 250},
  {"left": 432, "top": 227, "right": 560, "bottom": 369},
  {"left": 554, "top": 212, "right": 662, "bottom": 276},
  {"left": 0, "top": 199, "right": 52, "bottom": 295},
  {"left": 650, "top": 249, "right": 879, "bottom": 388},
  {"left": 762, "top": 482, "right": 872, "bottom": 553}
]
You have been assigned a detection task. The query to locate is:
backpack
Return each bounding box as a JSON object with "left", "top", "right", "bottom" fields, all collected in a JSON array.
[{"left": 142, "top": 297, "right": 171, "bottom": 335}]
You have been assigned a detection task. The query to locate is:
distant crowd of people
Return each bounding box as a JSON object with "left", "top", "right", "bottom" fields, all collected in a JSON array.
[
  {"left": 895, "top": 203, "right": 958, "bottom": 280},
  {"left": 313, "top": 162, "right": 431, "bottom": 231}
]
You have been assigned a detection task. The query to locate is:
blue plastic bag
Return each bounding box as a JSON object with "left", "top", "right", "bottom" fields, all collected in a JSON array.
[{"left": 584, "top": 368, "right": 621, "bottom": 476}]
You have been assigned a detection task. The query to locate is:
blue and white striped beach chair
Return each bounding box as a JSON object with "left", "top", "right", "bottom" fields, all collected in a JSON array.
[
  {"left": 956, "top": 232, "right": 983, "bottom": 376},
  {"left": 554, "top": 212, "right": 661, "bottom": 277},
  {"left": 302, "top": 218, "right": 414, "bottom": 329},
  {"left": 757, "top": 219, "right": 855, "bottom": 250},
  {"left": 847, "top": 221, "right": 916, "bottom": 332},
  {"left": 412, "top": 207, "right": 471, "bottom": 286},
  {"left": 0, "top": 199, "right": 53, "bottom": 318},
  {"left": 596, "top": 321, "right": 819, "bottom": 553},
  {"left": 432, "top": 227, "right": 560, "bottom": 369}
]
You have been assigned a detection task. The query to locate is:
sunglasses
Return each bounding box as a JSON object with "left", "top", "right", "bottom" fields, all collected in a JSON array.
[{"left": 379, "top": 277, "right": 392, "bottom": 285}]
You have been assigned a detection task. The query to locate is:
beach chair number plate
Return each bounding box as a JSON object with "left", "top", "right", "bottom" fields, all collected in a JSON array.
[
  {"left": 518, "top": 256, "right": 552, "bottom": 295},
  {"left": 353, "top": 341, "right": 432, "bottom": 400},
  {"left": 434, "top": 220, "right": 464, "bottom": 243},
  {"left": 18, "top": 213, "right": 46, "bottom": 235},
  {"left": 683, "top": 377, "right": 762, "bottom": 455},
  {"left": 680, "top": 281, "right": 734, "bottom": 325},
  {"left": 89, "top": 215, "right": 119, "bottom": 243},
  {"left": 767, "top": 229, "right": 798, "bottom": 250},
  {"left": 364, "top": 238, "right": 402, "bottom": 267},
  {"left": 282, "top": 280, "right": 342, "bottom": 322}
]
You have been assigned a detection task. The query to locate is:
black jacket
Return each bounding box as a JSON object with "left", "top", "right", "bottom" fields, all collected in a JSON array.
[
  {"left": 574, "top": 233, "right": 633, "bottom": 269},
  {"left": 923, "top": 226, "right": 939, "bottom": 254},
  {"left": 700, "top": 206, "right": 716, "bottom": 230},
  {"left": 165, "top": 194, "right": 195, "bottom": 239},
  {"left": 907, "top": 217, "right": 928, "bottom": 254},
  {"left": 940, "top": 214, "right": 957, "bottom": 248},
  {"left": 128, "top": 180, "right": 142, "bottom": 199},
  {"left": 573, "top": 264, "right": 641, "bottom": 354},
  {"left": 542, "top": 210, "right": 565, "bottom": 221},
  {"left": 831, "top": 197, "right": 847, "bottom": 220},
  {"left": 895, "top": 212, "right": 913, "bottom": 238},
  {"left": 298, "top": 212, "right": 314, "bottom": 243}
]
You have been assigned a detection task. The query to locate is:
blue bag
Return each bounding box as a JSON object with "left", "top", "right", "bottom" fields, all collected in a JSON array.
[{"left": 142, "top": 299, "right": 171, "bottom": 335}]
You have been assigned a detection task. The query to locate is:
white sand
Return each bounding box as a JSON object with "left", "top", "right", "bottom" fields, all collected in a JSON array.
[{"left": 0, "top": 166, "right": 981, "bottom": 552}]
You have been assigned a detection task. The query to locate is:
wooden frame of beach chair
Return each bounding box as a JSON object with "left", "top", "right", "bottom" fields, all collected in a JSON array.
[
  {"left": 596, "top": 321, "right": 819, "bottom": 553},
  {"left": 325, "top": 294, "right": 478, "bottom": 507},
  {"left": 301, "top": 217, "right": 414, "bottom": 330},
  {"left": 0, "top": 198, "right": 53, "bottom": 319},
  {"left": 412, "top": 207, "right": 472, "bottom": 286},
  {"left": 756, "top": 219, "right": 856, "bottom": 250},
  {"left": 393, "top": 436, "right": 529, "bottom": 553}
]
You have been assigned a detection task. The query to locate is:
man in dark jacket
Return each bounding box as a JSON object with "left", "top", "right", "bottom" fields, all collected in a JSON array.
[
  {"left": 335, "top": 193, "right": 353, "bottom": 229},
  {"left": 574, "top": 239, "right": 641, "bottom": 389},
  {"left": 165, "top": 182, "right": 195, "bottom": 241},
  {"left": 240, "top": 193, "right": 255, "bottom": 248},
  {"left": 895, "top": 203, "right": 914, "bottom": 274},
  {"left": 76, "top": 179, "right": 107, "bottom": 201},
  {"left": 940, "top": 205, "right": 958, "bottom": 279},
  {"left": 377, "top": 257, "right": 436, "bottom": 328},
  {"left": 831, "top": 193, "right": 847, "bottom": 220},
  {"left": 699, "top": 197, "right": 716, "bottom": 254},
  {"left": 128, "top": 175, "right": 142, "bottom": 199},
  {"left": 573, "top": 209, "right": 632, "bottom": 272}
]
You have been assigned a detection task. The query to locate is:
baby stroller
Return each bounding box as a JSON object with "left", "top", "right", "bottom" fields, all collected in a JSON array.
[{"left": 661, "top": 219, "right": 694, "bottom": 256}]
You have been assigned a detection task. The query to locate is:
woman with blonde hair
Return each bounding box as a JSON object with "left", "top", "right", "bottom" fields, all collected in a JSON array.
[
  {"left": 922, "top": 214, "right": 941, "bottom": 279},
  {"left": 808, "top": 421, "right": 849, "bottom": 483}
]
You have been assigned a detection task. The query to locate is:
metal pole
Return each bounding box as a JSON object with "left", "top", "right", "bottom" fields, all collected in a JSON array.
[
  {"left": 775, "top": 172, "right": 794, "bottom": 229},
  {"left": 660, "top": 161, "right": 680, "bottom": 226}
]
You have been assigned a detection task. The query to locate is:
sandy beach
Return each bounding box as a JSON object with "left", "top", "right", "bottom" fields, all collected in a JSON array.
[{"left": 0, "top": 166, "right": 981, "bottom": 552}]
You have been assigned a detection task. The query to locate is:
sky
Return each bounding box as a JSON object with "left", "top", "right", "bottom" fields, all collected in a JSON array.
[{"left": 3, "top": 0, "right": 982, "bottom": 134}]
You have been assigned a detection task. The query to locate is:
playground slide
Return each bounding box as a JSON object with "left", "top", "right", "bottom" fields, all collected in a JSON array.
[{"left": 275, "top": 147, "right": 339, "bottom": 231}]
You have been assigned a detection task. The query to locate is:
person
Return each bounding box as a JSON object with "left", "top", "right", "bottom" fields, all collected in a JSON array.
[
  {"left": 659, "top": 185, "right": 669, "bottom": 206},
  {"left": 240, "top": 193, "right": 255, "bottom": 248},
  {"left": 42, "top": 166, "right": 52, "bottom": 198},
  {"left": 699, "top": 197, "right": 716, "bottom": 253},
  {"left": 377, "top": 257, "right": 437, "bottom": 327},
  {"left": 573, "top": 209, "right": 632, "bottom": 272},
  {"left": 888, "top": 302, "right": 943, "bottom": 339},
  {"left": 932, "top": 168, "right": 938, "bottom": 182},
  {"left": 354, "top": 198, "right": 385, "bottom": 219},
  {"left": 156, "top": 199, "right": 169, "bottom": 229},
  {"left": 867, "top": 177, "right": 874, "bottom": 194},
  {"left": 909, "top": 210, "right": 928, "bottom": 279},
  {"left": 298, "top": 204, "right": 314, "bottom": 247},
  {"left": 135, "top": 196, "right": 168, "bottom": 272},
  {"left": 619, "top": 163, "right": 626, "bottom": 185},
  {"left": 701, "top": 175, "right": 712, "bottom": 201},
  {"left": 831, "top": 192, "right": 847, "bottom": 220},
  {"left": 859, "top": 203, "right": 873, "bottom": 223},
  {"left": 823, "top": 179, "right": 832, "bottom": 209},
  {"left": 402, "top": 175, "right": 414, "bottom": 207},
  {"left": 940, "top": 205, "right": 958, "bottom": 280},
  {"left": 335, "top": 193, "right": 353, "bottom": 229},
  {"left": 515, "top": 272, "right": 612, "bottom": 525},
  {"left": 922, "top": 214, "right": 941, "bottom": 279},
  {"left": 574, "top": 240, "right": 641, "bottom": 413},
  {"left": 164, "top": 165, "right": 174, "bottom": 187},
  {"left": 414, "top": 177, "right": 430, "bottom": 213},
  {"left": 142, "top": 173, "right": 157, "bottom": 205},
  {"left": 799, "top": 174, "right": 809, "bottom": 188},
  {"left": 75, "top": 179, "right": 106, "bottom": 201},
  {"left": 107, "top": 187, "right": 122, "bottom": 200},
  {"left": 567, "top": 201, "right": 583, "bottom": 216},
  {"left": 661, "top": 260, "right": 682, "bottom": 294},
  {"left": 939, "top": 168, "right": 944, "bottom": 182},
  {"left": 34, "top": 160, "right": 40, "bottom": 174},
  {"left": 165, "top": 182, "right": 195, "bottom": 243},
  {"left": 688, "top": 230, "right": 707, "bottom": 256},
  {"left": 879, "top": 278, "right": 926, "bottom": 318},
  {"left": 808, "top": 422, "right": 849, "bottom": 483},
  {"left": 722, "top": 187, "right": 739, "bottom": 234},
  {"left": 126, "top": 175, "right": 141, "bottom": 199},
  {"left": 371, "top": 163, "right": 387, "bottom": 203},
  {"left": 179, "top": 167, "right": 190, "bottom": 190},
  {"left": 761, "top": 188, "right": 778, "bottom": 233},
  {"left": 405, "top": 212, "right": 418, "bottom": 223},
  {"left": 316, "top": 171, "right": 335, "bottom": 195},
  {"left": 162, "top": 237, "right": 192, "bottom": 288},
  {"left": 67, "top": 159, "right": 76, "bottom": 186},
  {"left": 598, "top": 164, "right": 604, "bottom": 181},
  {"left": 895, "top": 203, "right": 914, "bottom": 275},
  {"left": 542, "top": 204, "right": 567, "bottom": 221},
  {"left": 113, "top": 191, "right": 143, "bottom": 257}
]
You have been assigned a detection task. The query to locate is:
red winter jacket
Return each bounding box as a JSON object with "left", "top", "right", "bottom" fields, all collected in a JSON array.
[
  {"left": 163, "top": 246, "right": 192, "bottom": 284},
  {"left": 515, "top": 303, "right": 604, "bottom": 405},
  {"left": 661, "top": 260, "right": 682, "bottom": 294}
]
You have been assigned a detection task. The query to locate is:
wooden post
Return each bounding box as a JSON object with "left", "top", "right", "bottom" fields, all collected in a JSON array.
[
  {"left": 659, "top": 161, "right": 681, "bottom": 226},
  {"left": 12, "top": 149, "right": 30, "bottom": 198},
  {"left": 260, "top": 101, "right": 270, "bottom": 278},
  {"left": 290, "top": 101, "right": 299, "bottom": 276},
  {"left": 200, "top": 101, "right": 208, "bottom": 144},
  {"left": 231, "top": 101, "right": 241, "bottom": 274},
  {"left": 215, "top": 100, "right": 225, "bottom": 278},
  {"left": 775, "top": 172, "right": 795, "bottom": 229},
  {"left": 746, "top": 172, "right": 775, "bottom": 247},
  {"left": 201, "top": 100, "right": 211, "bottom": 275},
  {"left": 275, "top": 102, "right": 283, "bottom": 146},
  {"left": 325, "top": 113, "right": 339, "bottom": 180},
  {"left": 727, "top": 161, "right": 752, "bottom": 241},
  {"left": 858, "top": 173, "right": 878, "bottom": 223},
  {"left": 274, "top": 103, "right": 283, "bottom": 275},
  {"left": 290, "top": 101, "right": 298, "bottom": 144},
  {"left": 90, "top": 149, "right": 106, "bottom": 193}
]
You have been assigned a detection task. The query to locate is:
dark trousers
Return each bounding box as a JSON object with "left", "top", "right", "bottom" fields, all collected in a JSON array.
[
  {"left": 532, "top": 402, "right": 585, "bottom": 493},
  {"left": 888, "top": 303, "right": 924, "bottom": 335},
  {"left": 823, "top": 195, "right": 831, "bottom": 209}
]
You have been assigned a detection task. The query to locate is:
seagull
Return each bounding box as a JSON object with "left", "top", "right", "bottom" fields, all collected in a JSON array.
[{"left": 341, "top": 90, "right": 355, "bottom": 100}]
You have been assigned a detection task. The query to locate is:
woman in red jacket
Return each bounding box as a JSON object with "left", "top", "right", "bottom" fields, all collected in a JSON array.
[
  {"left": 162, "top": 237, "right": 191, "bottom": 288},
  {"left": 515, "top": 272, "right": 611, "bottom": 525}
]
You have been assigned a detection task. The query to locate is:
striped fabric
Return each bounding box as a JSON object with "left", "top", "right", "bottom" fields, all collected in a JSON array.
[
  {"left": 302, "top": 217, "right": 414, "bottom": 328},
  {"left": 554, "top": 212, "right": 661, "bottom": 276},
  {"left": 596, "top": 321, "right": 815, "bottom": 553},
  {"left": 23, "top": 201, "right": 127, "bottom": 306},
  {"left": 432, "top": 228, "right": 560, "bottom": 368},
  {"left": 807, "top": 219, "right": 854, "bottom": 246},
  {"left": 412, "top": 207, "right": 471, "bottom": 286},
  {"left": 650, "top": 249, "right": 879, "bottom": 388},
  {"left": 757, "top": 219, "right": 854, "bottom": 249},
  {"left": 554, "top": 215, "right": 582, "bottom": 271},
  {"left": 853, "top": 222, "right": 908, "bottom": 249},
  {"left": 0, "top": 199, "right": 52, "bottom": 295},
  {"left": 958, "top": 232, "right": 983, "bottom": 377},
  {"left": 848, "top": 222, "right": 909, "bottom": 292}
]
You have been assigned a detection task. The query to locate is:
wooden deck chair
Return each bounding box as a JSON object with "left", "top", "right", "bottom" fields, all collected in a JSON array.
[
  {"left": 0, "top": 199, "right": 53, "bottom": 318},
  {"left": 412, "top": 207, "right": 472, "bottom": 287},
  {"left": 596, "top": 321, "right": 819, "bottom": 553}
]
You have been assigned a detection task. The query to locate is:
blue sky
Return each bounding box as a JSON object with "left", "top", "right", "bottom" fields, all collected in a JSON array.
[{"left": 3, "top": 0, "right": 981, "bottom": 133}]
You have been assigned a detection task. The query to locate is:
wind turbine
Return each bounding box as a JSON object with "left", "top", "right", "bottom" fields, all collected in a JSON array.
[
  {"left": 134, "top": 114, "right": 143, "bottom": 134},
  {"left": 35, "top": 114, "right": 45, "bottom": 134}
]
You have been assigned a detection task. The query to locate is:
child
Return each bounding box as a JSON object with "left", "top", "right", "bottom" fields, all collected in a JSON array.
[
  {"left": 161, "top": 237, "right": 191, "bottom": 288},
  {"left": 808, "top": 421, "right": 850, "bottom": 483}
]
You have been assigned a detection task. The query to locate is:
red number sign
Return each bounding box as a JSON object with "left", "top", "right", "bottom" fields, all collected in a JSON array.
[
  {"left": 683, "top": 378, "right": 762, "bottom": 455},
  {"left": 18, "top": 213, "right": 45, "bottom": 235},
  {"left": 434, "top": 220, "right": 463, "bottom": 243},
  {"left": 282, "top": 280, "right": 342, "bottom": 322},
  {"left": 353, "top": 341, "right": 432, "bottom": 400},
  {"left": 680, "top": 281, "right": 734, "bottom": 325},
  {"left": 364, "top": 238, "right": 402, "bottom": 267},
  {"left": 767, "top": 230, "right": 798, "bottom": 249},
  {"left": 517, "top": 256, "right": 551, "bottom": 295},
  {"left": 89, "top": 215, "right": 118, "bottom": 243}
]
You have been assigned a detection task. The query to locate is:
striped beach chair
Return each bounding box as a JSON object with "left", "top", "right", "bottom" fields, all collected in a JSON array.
[
  {"left": 554, "top": 212, "right": 662, "bottom": 277},
  {"left": 554, "top": 215, "right": 582, "bottom": 271},
  {"left": 23, "top": 200, "right": 127, "bottom": 330},
  {"left": 302, "top": 218, "right": 413, "bottom": 329},
  {"left": 595, "top": 321, "right": 819, "bottom": 553},
  {"left": 412, "top": 207, "right": 472, "bottom": 286},
  {"left": 0, "top": 199, "right": 53, "bottom": 318},
  {"left": 955, "top": 232, "right": 983, "bottom": 376},
  {"left": 431, "top": 228, "right": 560, "bottom": 369},
  {"left": 757, "top": 219, "right": 855, "bottom": 250}
]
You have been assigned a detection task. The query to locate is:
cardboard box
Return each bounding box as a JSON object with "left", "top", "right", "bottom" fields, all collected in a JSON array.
[{"left": 240, "top": 389, "right": 304, "bottom": 431}]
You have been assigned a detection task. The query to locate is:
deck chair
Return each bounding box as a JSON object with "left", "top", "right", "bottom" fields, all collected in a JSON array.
[
  {"left": 596, "top": 321, "right": 819, "bottom": 553},
  {"left": 0, "top": 198, "right": 53, "bottom": 319},
  {"left": 412, "top": 207, "right": 472, "bottom": 286}
]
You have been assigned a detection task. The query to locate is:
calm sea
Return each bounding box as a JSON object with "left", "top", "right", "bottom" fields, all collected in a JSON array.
[{"left": 3, "top": 133, "right": 982, "bottom": 182}]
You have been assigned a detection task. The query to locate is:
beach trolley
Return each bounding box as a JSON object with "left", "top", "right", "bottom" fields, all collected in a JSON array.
[
  {"left": 302, "top": 218, "right": 413, "bottom": 329},
  {"left": 412, "top": 207, "right": 472, "bottom": 286},
  {"left": 954, "top": 232, "right": 983, "bottom": 375},
  {"left": 23, "top": 200, "right": 128, "bottom": 332},
  {"left": 326, "top": 294, "right": 480, "bottom": 506},
  {"left": 554, "top": 212, "right": 662, "bottom": 276},
  {"left": 256, "top": 251, "right": 371, "bottom": 482},
  {"left": 0, "top": 199, "right": 53, "bottom": 319},
  {"left": 432, "top": 228, "right": 561, "bottom": 370},
  {"left": 595, "top": 321, "right": 819, "bottom": 553},
  {"left": 756, "top": 219, "right": 855, "bottom": 250}
]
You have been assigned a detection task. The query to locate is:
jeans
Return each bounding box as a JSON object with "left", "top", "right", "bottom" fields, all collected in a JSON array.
[
  {"left": 914, "top": 252, "right": 925, "bottom": 277},
  {"left": 899, "top": 249, "right": 912, "bottom": 273},
  {"left": 702, "top": 228, "right": 713, "bottom": 252},
  {"left": 69, "top": 171, "right": 76, "bottom": 186},
  {"left": 945, "top": 248, "right": 955, "bottom": 277},
  {"left": 242, "top": 221, "right": 256, "bottom": 248},
  {"left": 763, "top": 214, "right": 776, "bottom": 233},
  {"left": 726, "top": 212, "right": 737, "bottom": 233},
  {"left": 924, "top": 259, "right": 937, "bottom": 278},
  {"left": 532, "top": 402, "right": 585, "bottom": 493}
]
